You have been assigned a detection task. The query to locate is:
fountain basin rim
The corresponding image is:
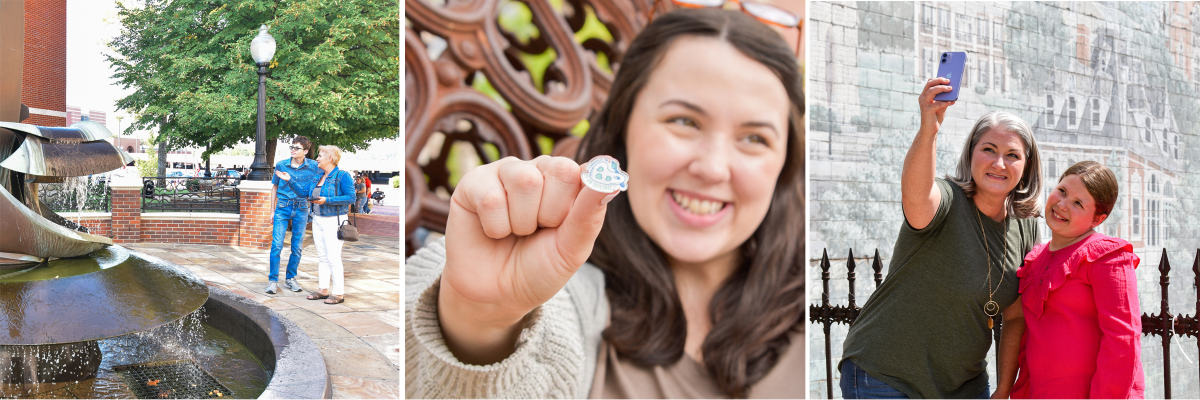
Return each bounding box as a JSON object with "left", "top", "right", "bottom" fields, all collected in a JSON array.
[{"left": 203, "top": 285, "right": 332, "bottom": 399}]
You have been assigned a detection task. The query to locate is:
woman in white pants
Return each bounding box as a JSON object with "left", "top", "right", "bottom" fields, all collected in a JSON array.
[{"left": 305, "top": 145, "right": 356, "bottom": 304}]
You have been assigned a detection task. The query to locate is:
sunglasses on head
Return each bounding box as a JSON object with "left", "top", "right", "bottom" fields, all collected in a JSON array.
[
  {"left": 648, "top": 0, "right": 796, "bottom": 56},
  {"left": 647, "top": 0, "right": 802, "bottom": 56}
]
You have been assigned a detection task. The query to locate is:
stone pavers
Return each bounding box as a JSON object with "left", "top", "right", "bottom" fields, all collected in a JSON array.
[{"left": 126, "top": 232, "right": 400, "bottom": 399}]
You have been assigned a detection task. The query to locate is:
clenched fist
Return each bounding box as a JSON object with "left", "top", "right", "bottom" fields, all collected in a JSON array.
[{"left": 438, "top": 155, "right": 620, "bottom": 364}]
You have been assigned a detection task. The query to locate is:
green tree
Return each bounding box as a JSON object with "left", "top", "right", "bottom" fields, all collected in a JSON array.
[{"left": 108, "top": 0, "right": 399, "bottom": 166}]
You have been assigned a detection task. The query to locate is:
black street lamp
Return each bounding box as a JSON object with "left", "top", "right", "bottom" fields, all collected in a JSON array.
[{"left": 246, "top": 25, "right": 276, "bottom": 181}]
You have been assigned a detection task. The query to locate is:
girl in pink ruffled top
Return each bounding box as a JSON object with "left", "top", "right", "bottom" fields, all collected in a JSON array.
[{"left": 1007, "top": 160, "right": 1144, "bottom": 399}]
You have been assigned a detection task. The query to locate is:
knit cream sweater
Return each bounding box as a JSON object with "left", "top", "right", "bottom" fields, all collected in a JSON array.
[{"left": 405, "top": 237, "right": 609, "bottom": 398}]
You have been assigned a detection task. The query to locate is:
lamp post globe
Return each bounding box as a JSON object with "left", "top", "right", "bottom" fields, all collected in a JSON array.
[{"left": 247, "top": 25, "right": 276, "bottom": 181}]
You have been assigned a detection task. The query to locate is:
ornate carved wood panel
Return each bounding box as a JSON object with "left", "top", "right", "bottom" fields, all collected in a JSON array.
[{"left": 404, "top": 0, "right": 650, "bottom": 255}]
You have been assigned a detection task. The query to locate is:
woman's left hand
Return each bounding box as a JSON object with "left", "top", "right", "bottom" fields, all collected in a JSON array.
[{"left": 310, "top": 197, "right": 326, "bottom": 205}]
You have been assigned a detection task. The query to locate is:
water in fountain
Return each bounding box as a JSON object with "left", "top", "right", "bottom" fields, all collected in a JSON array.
[
  {"left": 62, "top": 175, "right": 90, "bottom": 230},
  {"left": 0, "top": 306, "right": 271, "bottom": 398}
]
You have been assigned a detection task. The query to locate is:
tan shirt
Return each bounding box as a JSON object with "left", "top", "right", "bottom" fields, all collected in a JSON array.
[{"left": 590, "top": 330, "right": 806, "bottom": 398}]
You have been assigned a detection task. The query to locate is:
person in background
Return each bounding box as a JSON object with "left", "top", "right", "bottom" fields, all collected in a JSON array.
[
  {"left": 353, "top": 174, "right": 367, "bottom": 215},
  {"left": 266, "top": 136, "right": 321, "bottom": 295},
  {"left": 362, "top": 173, "right": 373, "bottom": 214},
  {"left": 306, "top": 145, "right": 356, "bottom": 304}
]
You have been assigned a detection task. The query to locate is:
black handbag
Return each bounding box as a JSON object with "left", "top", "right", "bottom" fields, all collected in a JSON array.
[{"left": 334, "top": 171, "right": 359, "bottom": 241}]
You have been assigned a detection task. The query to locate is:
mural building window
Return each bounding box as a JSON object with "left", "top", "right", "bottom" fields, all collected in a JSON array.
[
  {"left": 957, "top": 13, "right": 972, "bottom": 42},
  {"left": 981, "top": 60, "right": 989, "bottom": 87},
  {"left": 939, "top": 8, "right": 950, "bottom": 37},
  {"left": 1133, "top": 197, "right": 1141, "bottom": 240},
  {"left": 1069, "top": 96, "right": 1077, "bottom": 127},
  {"left": 978, "top": 16, "right": 989, "bottom": 46},
  {"left": 921, "top": 4, "right": 931, "bottom": 32},
  {"left": 1045, "top": 95, "right": 1055, "bottom": 126},
  {"left": 1149, "top": 199, "right": 1159, "bottom": 246},
  {"left": 924, "top": 49, "right": 936, "bottom": 79},
  {"left": 993, "top": 21, "right": 1002, "bottom": 47},
  {"left": 995, "top": 61, "right": 1003, "bottom": 91}
]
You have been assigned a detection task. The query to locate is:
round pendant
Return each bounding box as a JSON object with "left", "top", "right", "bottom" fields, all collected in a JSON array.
[{"left": 984, "top": 300, "right": 1000, "bottom": 317}]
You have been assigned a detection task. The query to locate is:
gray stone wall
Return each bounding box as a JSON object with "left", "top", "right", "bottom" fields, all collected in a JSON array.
[{"left": 809, "top": 1, "right": 1200, "bottom": 398}]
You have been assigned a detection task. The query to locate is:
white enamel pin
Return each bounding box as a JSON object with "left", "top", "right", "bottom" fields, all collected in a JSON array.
[{"left": 581, "top": 155, "right": 629, "bottom": 194}]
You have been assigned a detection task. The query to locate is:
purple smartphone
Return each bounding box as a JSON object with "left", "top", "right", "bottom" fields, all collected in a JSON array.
[{"left": 933, "top": 52, "right": 966, "bottom": 102}]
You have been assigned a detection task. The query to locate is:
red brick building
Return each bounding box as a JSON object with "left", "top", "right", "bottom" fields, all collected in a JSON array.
[{"left": 21, "top": 0, "right": 66, "bottom": 127}]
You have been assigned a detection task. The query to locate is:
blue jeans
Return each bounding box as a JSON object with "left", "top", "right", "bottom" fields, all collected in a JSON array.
[
  {"left": 269, "top": 200, "right": 309, "bottom": 282},
  {"left": 839, "top": 359, "right": 990, "bottom": 399},
  {"left": 355, "top": 195, "right": 368, "bottom": 213}
]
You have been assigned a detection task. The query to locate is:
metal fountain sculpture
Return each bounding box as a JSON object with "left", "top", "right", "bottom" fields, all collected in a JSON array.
[
  {"left": 0, "top": 120, "right": 131, "bottom": 264},
  {"left": 0, "top": 1, "right": 208, "bottom": 388}
]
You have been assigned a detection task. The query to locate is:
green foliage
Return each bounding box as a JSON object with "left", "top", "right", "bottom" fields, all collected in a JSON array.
[
  {"left": 108, "top": 0, "right": 400, "bottom": 161},
  {"left": 137, "top": 151, "right": 159, "bottom": 178}
]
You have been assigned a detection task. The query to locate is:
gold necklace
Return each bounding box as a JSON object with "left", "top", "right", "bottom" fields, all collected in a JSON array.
[{"left": 974, "top": 206, "right": 1008, "bottom": 329}]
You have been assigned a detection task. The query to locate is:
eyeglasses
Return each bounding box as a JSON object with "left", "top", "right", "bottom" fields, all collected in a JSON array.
[
  {"left": 289, "top": 145, "right": 304, "bottom": 151},
  {"left": 647, "top": 0, "right": 802, "bottom": 57}
]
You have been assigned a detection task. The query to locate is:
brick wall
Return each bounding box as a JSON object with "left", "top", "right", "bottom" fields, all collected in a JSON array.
[
  {"left": 21, "top": 0, "right": 65, "bottom": 127},
  {"left": 809, "top": 1, "right": 1200, "bottom": 398},
  {"left": 72, "top": 216, "right": 111, "bottom": 237},
  {"left": 141, "top": 219, "right": 238, "bottom": 245}
]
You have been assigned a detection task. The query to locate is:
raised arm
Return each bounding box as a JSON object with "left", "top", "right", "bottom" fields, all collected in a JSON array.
[{"left": 901, "top": 78, "right": 955, "bottom": 230}]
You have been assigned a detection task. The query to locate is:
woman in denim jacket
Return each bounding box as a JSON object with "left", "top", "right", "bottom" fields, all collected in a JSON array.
[{"left": 305, "top": 145, "right": 357, "bottom": 304}]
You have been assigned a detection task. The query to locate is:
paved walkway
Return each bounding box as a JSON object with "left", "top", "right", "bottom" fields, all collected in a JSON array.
[{"left": 126, "top": 230, "right": 401, "bottom": 398}]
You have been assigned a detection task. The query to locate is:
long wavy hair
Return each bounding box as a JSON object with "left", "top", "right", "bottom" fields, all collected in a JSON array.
[
  {"left": 945, "top": 111, "right": 1043, "bottom": 219},
  {"left": 575, "top": 8, "right": 804, "bottom": 398}
]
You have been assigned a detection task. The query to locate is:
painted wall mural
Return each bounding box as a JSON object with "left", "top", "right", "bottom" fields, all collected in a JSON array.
[{"left": 808, "top": 2, "right": 1200, "bottom": 398}]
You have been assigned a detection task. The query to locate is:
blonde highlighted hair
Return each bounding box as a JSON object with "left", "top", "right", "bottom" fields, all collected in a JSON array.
[{"left": 318, "top": 145, "right": 342, "bottom": 166}]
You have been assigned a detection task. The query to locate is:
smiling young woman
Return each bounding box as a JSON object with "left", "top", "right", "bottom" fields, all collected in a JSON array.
[{"left": 405, "top": 8, "right": 804, "bottom": 399}]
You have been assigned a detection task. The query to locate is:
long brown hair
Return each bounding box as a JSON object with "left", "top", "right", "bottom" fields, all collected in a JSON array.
[{"left": 576, "top": 8, "right": 804, "bottom": 398}]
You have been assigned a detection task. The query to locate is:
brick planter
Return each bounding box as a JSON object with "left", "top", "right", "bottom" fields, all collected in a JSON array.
[
  {"left": 237, "top": 180, "right": 274, "bottom": 249},
  {"left": 109, "top": 175, "right": 143, "bottom": 244},
  {"left": 97, "top": 177, "right": 275, "bottom": 249}
]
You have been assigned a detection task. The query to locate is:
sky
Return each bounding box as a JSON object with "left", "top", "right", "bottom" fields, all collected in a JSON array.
[{"left": 65, "top": 0, "right": 131, "bottom": 134}]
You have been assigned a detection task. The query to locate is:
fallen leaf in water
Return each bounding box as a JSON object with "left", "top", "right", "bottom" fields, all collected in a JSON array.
[{"left": 147, "top": 379, "right": 161, "bottom": 386}]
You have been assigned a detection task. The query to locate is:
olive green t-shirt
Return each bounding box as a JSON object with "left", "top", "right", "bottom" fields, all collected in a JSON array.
[{"left": 841, "top": 178, "right": 1039, "bottom": 398}]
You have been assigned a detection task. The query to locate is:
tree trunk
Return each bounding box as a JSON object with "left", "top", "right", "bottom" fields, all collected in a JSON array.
[
  {"left": 265, "top": 138, "right": 277, "bottom": 168},
  {"left": 157, "top": 117, "right": 168, "bottom": 178}
]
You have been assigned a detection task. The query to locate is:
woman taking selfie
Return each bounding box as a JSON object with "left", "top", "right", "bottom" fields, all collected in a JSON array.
[
  {"left": 838, "top": 80, "right": 1043, "bottom": 398},
  {"left": 406, "top": 8, "right": 804, "bottom": 398}
]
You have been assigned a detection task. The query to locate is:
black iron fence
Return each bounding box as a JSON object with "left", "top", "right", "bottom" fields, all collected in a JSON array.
[
  {"left": 39, "top": 179, "right": 112, "bottom": 212},
  {"left": 141, "top": 177, "right": 240, "bottom": 213},
  {"left": 810, "top": 248, "right": 1200, "bottom": 399}
]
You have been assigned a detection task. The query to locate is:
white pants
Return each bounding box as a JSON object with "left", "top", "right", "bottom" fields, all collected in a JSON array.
[{"left": 312, "top": 214, "right": 345, "bottom": 296}]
